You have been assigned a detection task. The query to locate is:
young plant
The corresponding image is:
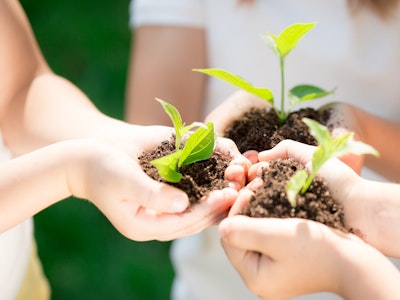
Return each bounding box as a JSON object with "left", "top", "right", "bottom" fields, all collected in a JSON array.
[
  {"left": 150, "top": 98, "right": 216, "bottom": 183},
  {"left": 194, "top": 22, "right": 334, "bottom": 124},
  {"left": 286, "top": 118, "right": 379, "bottom": 207}
]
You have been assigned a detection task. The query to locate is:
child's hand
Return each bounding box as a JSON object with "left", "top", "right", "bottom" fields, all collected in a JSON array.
[
  {"left": 219, "top": 215, "right": 400, "bottom": 299},
  {"left": 67, "top": 125, "right": 249, "bottom": 242}
]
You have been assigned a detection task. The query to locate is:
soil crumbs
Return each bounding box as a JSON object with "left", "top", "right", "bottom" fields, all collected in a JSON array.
[
  {"left": 138, "top": 139, "right": 231, "bottom": 205},
  {"left": 241, "top": 158, "right": 349, "bottom": 232}
]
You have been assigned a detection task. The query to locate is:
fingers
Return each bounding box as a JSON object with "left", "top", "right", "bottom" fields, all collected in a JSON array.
[
  {"left": 225, "top": 164, "right": 247, "bottom": 190},
  {"left": 219, "top": 216, "right": 287, "bottom": 253},
  {"left": 228, "top": 187, "right": 255, "bottom": 216},
  {"left": 243, "top": 150, "right": 259, "bottom": 164},
  {"left": 205, "top": 90, "right": 270, "bottom": 136},
  {"left": 126, "top": 187, "right": 238, "bottom": 241},
  {"left": 129, "top": 161, "right": 190, "bottom": 213},
  {"left": 217, "top": 136, "right": 251, "bottom": 190},
  {"left": 258, "top": 140, "right": 316, "bottom": 166}
]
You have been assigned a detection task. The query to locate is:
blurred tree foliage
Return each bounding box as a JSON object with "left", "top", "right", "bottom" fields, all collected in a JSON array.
[{"left": 19, "top": 1, "right": 174, "bottom": 299}]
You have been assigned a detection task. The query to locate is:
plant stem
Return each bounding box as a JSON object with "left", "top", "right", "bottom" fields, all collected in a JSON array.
[
  {"left": 279, "top": 56, "right": 286, "bottom": 123},
  {"left": 301, "top": 173, "right": 315, "bottom": 194}
]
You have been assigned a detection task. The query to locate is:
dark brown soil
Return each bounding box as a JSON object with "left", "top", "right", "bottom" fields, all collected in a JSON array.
[
  {"left": 241, "top": 158, "right": 349, "bottom": 232},
  {"left": 138, "top": 139, "right": 231, "bottom": 205},
  {"left": 226, "top": 107, "right": 351, "bottom": 232},
  {"left": 224, "top": 107, "right": 323, "bottom": 152}
]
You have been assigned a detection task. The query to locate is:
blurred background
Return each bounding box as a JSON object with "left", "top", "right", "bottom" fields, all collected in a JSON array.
[{"left": 20, "top": 0, "right": 174, "bottom": 299}]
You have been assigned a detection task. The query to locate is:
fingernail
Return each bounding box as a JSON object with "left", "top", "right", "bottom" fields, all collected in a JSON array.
[{"left": 171, "top": 195, "right": 189, "bottom": 212}]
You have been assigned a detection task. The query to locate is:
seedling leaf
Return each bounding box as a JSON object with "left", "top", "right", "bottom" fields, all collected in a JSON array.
[
  {"left": 342, "top": 140, "right": 380, "bottom": 157},
  {"left": 151, "top": 151, "right": 183, "bottom": 183},
  {"left": 289, "top": 85, "right": 335, "bottom": 108},
  {"left": 286, "top": 170, "right": 308, "bottom": 207},
  {"left": 302, "top": 118, "right": 331, "bottom": 146},
  {"left": 179, "top": 122, "right": 215, "bottom": 166},
  {"left": 193, "top": 68, "right": 274, "bottom": 104},
  {"left": 262, "top": 23, "right": 316, "bottom": 58},
  {"left": 297, "top": 118, "right": 379, "bottom": 194},
  {"left": 151, "top": 99, "right": 216, "bottom": 183},
  {"left": 155, "top": 98, "right": 183, "bottom": 133}
]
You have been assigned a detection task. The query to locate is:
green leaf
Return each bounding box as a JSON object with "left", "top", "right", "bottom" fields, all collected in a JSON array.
[
  {"left": 179, "top": 122, "right": 215, "bottom": 166},
  {"left": 155, "top": 98, "right": 184, "bottom": 149},
  {"left": 262, "top": 23, "right": 316, "bottom": 58},
  {"left": 193, "top": 68, "right": 274, "bottom": 104},
  {"left": 261, "top": 34, "right": 280, "bottom": 57},
  {"left": 289, "top": 85, "right": 335, "bottom": 108},
  {"left": 155, "top": 98, "right": 183, "bottom": 131},
  {"left": 151, "top": 151, "right": 183, "bottom": 183},
  {"left": 310, "top": 146, "right": 327, "bottom": 176},
  {"left": 302, "top": 118, "right": 331, "bottom": 146},
  {"left": 345, "top": 140, "right": 380, "bottom": 157},
  {"left": 329, "top": 133, "right": 354, "bottom": 157},
  {"left": 286, "top": 170, "right": 308, "bottom": 207}
]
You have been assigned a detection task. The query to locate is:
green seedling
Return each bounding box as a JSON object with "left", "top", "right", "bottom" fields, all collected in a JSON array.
[
  {"left": 194, "top": 22, "right": 334, "bottom": 124},
  {"left": 286, "top": 118, "right": 379, "bottom": 207},
  {"left": 150, "top": 98, "right": 216, "bottom": 183}
]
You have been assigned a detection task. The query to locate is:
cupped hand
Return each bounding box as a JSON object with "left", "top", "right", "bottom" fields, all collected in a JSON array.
[
  {"left": 219, "top": 215, "right": 400, "bottom": 300},
  {"left": 68, "top": 124, "right": 249, "bottom": 241}
]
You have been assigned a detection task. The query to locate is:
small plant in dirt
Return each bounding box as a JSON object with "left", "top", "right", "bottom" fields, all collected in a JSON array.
[
  {"left": 286, "top": 118, "right": 379, "bottom": 207},
  {"left": 194, "top": 22, "right": 334, "bottom": 124},
  {"left": 150, "top": 98, "right": 216, "bottom": 183},
  {"left": 138, "top": 99, "right": 230, "bottom": 205}
]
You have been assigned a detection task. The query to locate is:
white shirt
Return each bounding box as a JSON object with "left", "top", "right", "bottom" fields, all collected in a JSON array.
[
  {"left": 131, "top": 1, "right": 400, "bottom": 299},
  {"left": 0, "top": 133, "right": 32, "bottom": 300}
]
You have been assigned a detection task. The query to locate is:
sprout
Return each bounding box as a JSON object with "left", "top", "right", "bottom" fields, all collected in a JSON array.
[{"left": 150, "top": 98, "right": 216, "bottom": 183}]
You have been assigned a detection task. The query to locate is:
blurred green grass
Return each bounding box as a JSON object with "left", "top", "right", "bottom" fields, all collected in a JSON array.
[{"left": 20, "top": 1, "right": 174, "bottom": 299}]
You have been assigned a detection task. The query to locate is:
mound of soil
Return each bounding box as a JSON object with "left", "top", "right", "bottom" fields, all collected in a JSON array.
[
  {"left": 241, "top": 158, "right": 349, "bottom": 232},
  {"left": 138, "top": 139, "right": 231, "bottom": 205},
  {"left": 224, "top": 107, "right": 327, "bottom": 152},
  {"left": 226, "top": 106, "right": 351, "bottom": 232}
]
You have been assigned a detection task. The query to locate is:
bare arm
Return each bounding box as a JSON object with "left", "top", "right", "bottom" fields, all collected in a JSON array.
[
  {"left": 0, "top": 0, "right": 116, "bottom": 155},
  {"left": 0, "top": 1, "right": 248, "bottom": 240},
  {"left": 126, "top": 25, "right": 207, "bottom": 125},
  {"left": 351, "top": 106, "right": 400, "bottom": 182}
]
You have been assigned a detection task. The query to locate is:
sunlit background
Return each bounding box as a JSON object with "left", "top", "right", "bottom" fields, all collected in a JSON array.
[{"left": 20, "top": 1, "right": 173, "bottom": 299}]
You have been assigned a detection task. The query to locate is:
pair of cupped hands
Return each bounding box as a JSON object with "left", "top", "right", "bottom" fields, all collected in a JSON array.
[
  {"left": 84, "top": 91, "right": 396, "bottom": 298},
  {"left": 92, "top": 90, "right": 399, "bottom": 299},
  {"left": 106, "top": 91, "right": 365, "bottom": 243},
  {"left": 131, "top": 90, "right": 363, "bottom": 242}
]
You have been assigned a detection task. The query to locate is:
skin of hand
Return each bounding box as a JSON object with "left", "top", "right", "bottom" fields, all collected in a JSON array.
[
  {"left": 0, "top": 0, "right": 250, "bottom": 241},
  {"left": 219, "top": 215, "right": 400, "bottom": 300},
  {"left": 0, "top": 124, "right": 248, "bottom": 241},
  {"left": 241, "top": 140, "right": 400, "bottom": 257}
]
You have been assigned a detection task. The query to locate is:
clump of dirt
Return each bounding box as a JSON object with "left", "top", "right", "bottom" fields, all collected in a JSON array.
[
  {"left": 225, "top": 106, "right": 355, "bottom": 233},
  {"left": 224, "top": 107, "right": 322, "bottom": 153},
  {"left": 138, "top": 139, "right": 231, "bottom": 205},
  {"left": 241, "top": 158, "right": 349, "bottom": 232}
]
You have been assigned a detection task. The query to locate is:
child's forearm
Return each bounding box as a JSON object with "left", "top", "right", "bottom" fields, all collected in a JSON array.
[
  {"left": 352, "top": 106, "right": 400, "bottom": 181},
  {"left": 0, "top": 140, "right": 88, "bottom": 233}
]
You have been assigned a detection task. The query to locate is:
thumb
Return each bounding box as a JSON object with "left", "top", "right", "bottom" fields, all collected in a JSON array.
[
  {"left": 219, "top": 216, "right": 299, "bottom": 255},
  {"left": 130, "top": 161, "right": 189, "bottom": 213}
]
